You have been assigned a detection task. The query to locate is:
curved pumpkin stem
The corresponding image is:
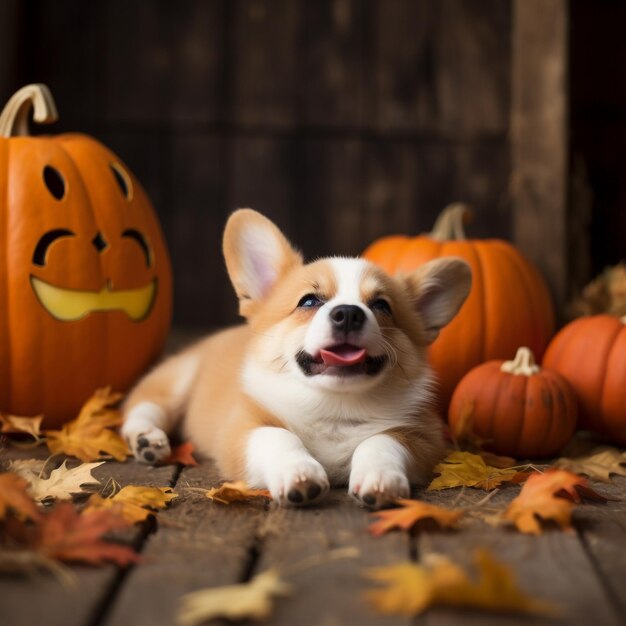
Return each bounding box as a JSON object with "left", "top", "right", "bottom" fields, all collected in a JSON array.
[
  {"left": 621, "top": 315, "right": 626, "bottom": 324},
  {"left": 429, "top": 203, "right": 473, "bottom": 241},
  {"left": 0, "top": 84, "right": 58, "bottom": 138},
  {"left": 501, "top": 347, "right": 540, "bottom": 376}
]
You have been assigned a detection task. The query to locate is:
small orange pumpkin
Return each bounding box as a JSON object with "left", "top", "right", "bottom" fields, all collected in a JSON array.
[
  {"left": 543, "top": 315, "right": 626, "bottom": 444},
  {"left": 0, "top": 84, "right": 173, "bottom": 427},
  {"left": 363, "top": 204, "right": 555, "bottom": 407},
  {"left": 449, "top": 347, "right": 577, "bottom": 458}
]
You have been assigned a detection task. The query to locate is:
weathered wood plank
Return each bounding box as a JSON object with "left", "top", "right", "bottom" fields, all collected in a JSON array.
[
  {"left": 254, "top": 490, "right": 414, "bottom": 626},
  {"left": 417, "top": 483, "right": 621, "bottom": 626},
  {"left": 104, "top": 461, "right": 265, "bottom": 626},
  {"left": 511, "top": 0, "right": 569, "bottom": 310},
  {"left": 0, "top": 447, "right": 177, "bottom": 626}
]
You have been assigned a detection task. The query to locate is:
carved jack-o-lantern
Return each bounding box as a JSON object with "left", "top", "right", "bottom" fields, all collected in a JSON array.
[{"left": 0, "top": 84, "right": 173, "bottom": 427}]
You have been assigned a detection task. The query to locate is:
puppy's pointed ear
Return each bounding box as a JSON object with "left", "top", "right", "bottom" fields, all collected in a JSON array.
[
  {"left": 402, "top": 257, "right": 472, "bottom": 344},
  {"left": 223, "top": 209, "right": 303, "bottom": 317}
]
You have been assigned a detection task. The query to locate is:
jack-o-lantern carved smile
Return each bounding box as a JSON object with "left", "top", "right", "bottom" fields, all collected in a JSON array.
[{"left": 30, "top": 225, "right": 157, "bottom": 321}]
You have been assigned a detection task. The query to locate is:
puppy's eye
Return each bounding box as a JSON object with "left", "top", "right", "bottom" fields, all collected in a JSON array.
[
  {"left": 370, "top": 298, "right": 392, "bottom": 315},
  {"left": 298, "top": 294, "right": 322, "bottom": 308}
]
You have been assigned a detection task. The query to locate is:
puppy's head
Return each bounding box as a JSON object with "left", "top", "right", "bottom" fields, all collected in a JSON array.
[{"left": 224, "top": 209, "right": 471, "bottom": 393}]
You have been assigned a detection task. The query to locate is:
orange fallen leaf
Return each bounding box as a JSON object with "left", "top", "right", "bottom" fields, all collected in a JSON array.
[
  {"left": 164, "top": 442, "right": 198, "bottom": 467},
  {"left": 365, "top": 549, "right": 556, "bottom": 617},
  {"left": 85, "top": 485, "right": 177, "bottom": 523},
  {"left": 35, "top": 504, "right": 139, "bottom": 565},
  {"left": 0, "top": 473, "right": 41, "bottom": 522},
  {"left": 368, "top": 499, "right": 463, "bottom": 536},
  {"left": 503, "top": 469, "right": 605, "bottom": 535},
  {"left": 0, "top": 412, "right": 44, "bottom": 440},
  {"left": 428, "top": 451, "right": 527, "bottom": 491},
  {"left": 45, "top": 388, "right": 129, "bottom": 462},
  {"left": 204, "top": 481, "right": 271, "bottom": 504}
]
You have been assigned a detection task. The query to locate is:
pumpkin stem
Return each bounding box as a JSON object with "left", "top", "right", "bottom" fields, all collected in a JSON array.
[
  {"left": 621, "top": 315, "right": 626, "bottom": 325},
  {"left": 0, "top": 84, "right": 58, "bottom": 138},
  {"left": 429, "top": 203, "right": 473, "bottom": 241},
  {"left": 500, "top": 347, "right": 540, "bottom": 376}
]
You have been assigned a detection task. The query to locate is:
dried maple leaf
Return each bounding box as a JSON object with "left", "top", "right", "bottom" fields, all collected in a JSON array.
[
  {"left": 177, "top": 569, "right": 292, "bottom": 625},
  {"left": 32, "top": 503, "right": 139, "bottom": 565},
  {"left": 0, "top": 413, "right": 44, "bottom": 439},
  {"left": 365, "top": 549, "right": 556, "bottom": 616},
  {"left": 203, "top": 481, "right": 271, "bottom": 504},
  {"left": 0, "top": 473, "right": 41, "bottom": 521},
  {"left": 45, "top": 388, "right": 129, "bottom": 462},
  {"left": 502, "top": 469, "right": 605, "bottom": 534},
  {"left": 555, "top": 445, "right": 626, "bottom": 483},
  {"left": 368, "top": 499, "right": 463, "bottom": 536},
  {"left": 164, "top": 442, "right": 198, "bottom": 466},
  {"left": 428, "top": 451, "right": 524, "bottom": 491},
  {"left": 85, "top": 485, "right": 177, "bottom": 523},
  {"left": 10, "top": 460, "right": 103, "bottom": 502}
]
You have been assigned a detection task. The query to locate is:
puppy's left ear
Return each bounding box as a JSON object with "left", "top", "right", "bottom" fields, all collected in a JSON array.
[{"left": 402, "top": 257, "right": 472, "bottom": 344}]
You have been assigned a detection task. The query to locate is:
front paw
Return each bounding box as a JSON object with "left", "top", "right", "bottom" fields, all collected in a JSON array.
[
  {"left": 126, "top": 428, "right": 171, "bottom": 465},
  {"left": 267, "top": 460, "right": 330, "bottom": 507},
  {"left": 349, "top": 468, "right": 410, "bottom": 509}
]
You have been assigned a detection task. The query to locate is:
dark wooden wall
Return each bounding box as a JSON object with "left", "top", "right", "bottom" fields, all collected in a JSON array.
[{"left": 2, "top": 0, "right": 514, "bottom": 327}]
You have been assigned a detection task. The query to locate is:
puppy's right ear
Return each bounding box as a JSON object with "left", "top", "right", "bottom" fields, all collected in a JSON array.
[{"left": 223, "top": 209, "right": 303, "bottom": 317}]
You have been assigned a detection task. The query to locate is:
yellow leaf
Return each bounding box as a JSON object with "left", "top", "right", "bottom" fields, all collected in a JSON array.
[
  {"left": 177, "top": 569, "right": 291, "bottom": 625},
  {"left": 0, "top": 413, "right": 44, "bottom": 439},
  {"left": 365, "top": 550, "right": 556, "bottom": 617},
  {"left": 45, "top": 388, "right": 129, "bottom": 462},
  {"left": 85, "top": 485, "right": 177, "bottom": 523},
  {"left": 203, "top": 481, "right": 271, "bottom": 504},
  {"left": 554, "top": 445, "right": 626, "bottom": 483},
  {"left": 368, "top": 499, "right": 463, "bottom": 536},
  {"left": 9, "top": 460, "right": 103, "bottom": 502},
  {"left": 428, "top": 451, "right": 522, "bottom": 491}
]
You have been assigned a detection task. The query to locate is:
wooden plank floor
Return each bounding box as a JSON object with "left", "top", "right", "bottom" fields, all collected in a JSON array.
[{"left": 2, "top": 446, "right": 626, "bottom": 626}]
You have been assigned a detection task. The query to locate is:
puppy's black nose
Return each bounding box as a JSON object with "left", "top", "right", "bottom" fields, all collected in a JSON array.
[{"left": 330, "top": 305, "right": 365, "bottom": 333}]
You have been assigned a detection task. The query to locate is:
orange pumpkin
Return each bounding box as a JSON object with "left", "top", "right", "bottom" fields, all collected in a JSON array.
[
  {"left": 449, "top": 347, "right": 577, "bottom": 458},
  {"left": 363, "top": 204, "right": 555, "bottom": 406},
  {"left": 0, "top": 84, "right": 172, "bottom": 427},
  {"left": 543, "top": 315, "right": 626, "bottom": 444}
]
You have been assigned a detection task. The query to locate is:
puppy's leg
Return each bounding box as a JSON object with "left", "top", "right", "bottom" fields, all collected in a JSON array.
[
  {"left": 122, "top": 348, "right": 201, "bottom": 464},
  {"left": 246, "top": 426, "right": 330, "bottom": 506},
  {"left": 349, "top": 421, "right": 445, "bottom": 509}
]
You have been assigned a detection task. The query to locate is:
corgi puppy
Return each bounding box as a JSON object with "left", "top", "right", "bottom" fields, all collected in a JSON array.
[{"left": 122, "top": 209, "right": 471, "bottom": 508}]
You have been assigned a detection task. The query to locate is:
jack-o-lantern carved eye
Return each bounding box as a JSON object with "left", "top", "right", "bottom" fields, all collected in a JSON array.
[
  {"left": 122, "top": 229, "right": 152, "bottom": 267},
  {"left": 43, "top": 166, "right": 66, "bottom": 200},
  {"left": 33, "top": 229, "right": 75, "bottom": 266},
  {"left": 110, "top": 162, "right": 133, "bottom": 201}
]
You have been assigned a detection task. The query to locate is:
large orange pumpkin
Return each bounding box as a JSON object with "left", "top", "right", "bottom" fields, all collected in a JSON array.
[
  {"left": 363, "top": 204, "right": 555, "bottom": 406},
  {"left": 0, "top": 84, "right": 172, "bottom": 427},
  {"left": 449, "top": 347, "right": 577, "bottom": 458},
  {"left": 543, "top": 314, "right": 626, "bottom": 444}
]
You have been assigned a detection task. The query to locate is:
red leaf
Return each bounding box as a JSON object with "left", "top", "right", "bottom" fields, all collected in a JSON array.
[{"left": 164, "top": 441, "right": 199, "bottom": 467}]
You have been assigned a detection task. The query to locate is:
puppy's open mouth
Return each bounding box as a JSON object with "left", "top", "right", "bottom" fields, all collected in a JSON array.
[{"left": 296, "top": 344, "right": 387, "bottom": 377}]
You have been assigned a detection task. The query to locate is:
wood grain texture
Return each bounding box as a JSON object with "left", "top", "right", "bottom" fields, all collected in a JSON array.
[
  {"left": 104, "top": 461, "right": 266, "bottom": 626},
  {"left": 511, "top": 0, "right": 569, "bottom": 310},
  {"left": 0, "top": 447, "right": 177, "bottom": 626}
]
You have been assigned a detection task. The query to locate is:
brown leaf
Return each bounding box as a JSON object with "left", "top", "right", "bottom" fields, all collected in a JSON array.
[
  {"left": 502, "top": 469, "right": 605, "bottom": 535},
  {"left": 163, "top": 442, "right": 199, "bottom": 467},
  {"left": 178, "top": 569, "right": 292, "bottom": 625},
  {"left": 203, "top": 481, "right": 271, "bottom": 504},
  {"left": 569, "top": 262, "right": 626, "bottom": 318},
  {"left": 365, "top": 549, "right": 556, "bottom": 617},
  {"left": 45, "top": 388, "right": 130, "bottom": 462},
  {"left": 85, "top": 485, "right": 177, "bottom": 523},
  {"left": 0, "top": 473, "right": 41, "bottom": 522},
  {"left": 0, "top": 413, "right": 44, "bottom": 439},
  {"left": 368, "top": 499, "right": 463, "bottom": 536},
  {"left": 34, "top": 504, "right": 140, "bottom": 565},
  {"left": 428, "top": 451, "right": 527, "bottom": 491},
  {"left": 554, "top": 445, "right": 626, "bottom": 483}
]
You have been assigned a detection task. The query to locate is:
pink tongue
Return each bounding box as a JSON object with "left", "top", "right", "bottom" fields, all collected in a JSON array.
[{"left": 320, "top": 346, "right": 367, "bottom": 367}]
